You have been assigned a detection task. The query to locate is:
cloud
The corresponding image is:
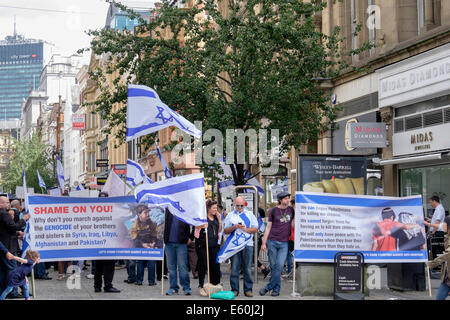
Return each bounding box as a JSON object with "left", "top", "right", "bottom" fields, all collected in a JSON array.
[{"left": 0, "top": 0, "right": 109, "bottom": 60}]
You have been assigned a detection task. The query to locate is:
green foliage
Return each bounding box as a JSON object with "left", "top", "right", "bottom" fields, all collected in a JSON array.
[
  {"left": 2, "top": 135, "right": 56, "bottom": 195},
  {"left": 84, "top": 0, "right": 372, "bottom": 185}
]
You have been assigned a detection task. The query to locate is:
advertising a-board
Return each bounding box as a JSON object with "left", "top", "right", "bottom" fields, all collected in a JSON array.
[{"left": 298, "top": 155, "right": 367, "bottom": 195}]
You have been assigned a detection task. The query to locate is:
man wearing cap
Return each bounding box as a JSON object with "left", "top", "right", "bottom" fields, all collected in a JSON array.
[{"left": 259, "top": 191, "right": 295, "bottom": 296}]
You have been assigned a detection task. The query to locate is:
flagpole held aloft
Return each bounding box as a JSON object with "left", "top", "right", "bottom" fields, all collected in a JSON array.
[{"left": 205, "top": 227, "right": 211, "bottom": 300}]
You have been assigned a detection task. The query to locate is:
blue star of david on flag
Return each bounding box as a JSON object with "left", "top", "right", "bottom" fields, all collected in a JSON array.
[
  {"left": 126, "top": 84, "right": 202, "bottom": 142},
  {"left": 231, "top": 232, "right": 252, "bottom": 247},
  {"left": 155, "top": 106, "right": 172, "bottom": 124},
  {"left": 216, "top": 228, "right": 254, "bottom": 263},
  {"left": 155, "top": 141, "right": 173, "bottom": 179}
]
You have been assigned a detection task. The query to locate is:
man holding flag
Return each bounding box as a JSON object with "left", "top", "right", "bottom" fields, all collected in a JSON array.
[
  {"left": 135, "top": 173, "right": 207, "bottom": 296},
  {"left": 219, "top": 196, "right": 258, "bottom": 297}
]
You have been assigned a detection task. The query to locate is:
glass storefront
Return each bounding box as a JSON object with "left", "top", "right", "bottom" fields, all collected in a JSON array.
[{"left": 400, "top": 164, "right": 450, "bottom": 218}]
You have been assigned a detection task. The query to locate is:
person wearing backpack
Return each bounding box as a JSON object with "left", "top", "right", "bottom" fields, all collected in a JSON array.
[{"left": 259, "top": 191, "right": 295, "bottom": 296}]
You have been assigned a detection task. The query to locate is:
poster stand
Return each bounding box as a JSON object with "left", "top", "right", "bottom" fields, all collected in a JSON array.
[{"left": 334, "top": 252, "right": 365, "bottom": 300}]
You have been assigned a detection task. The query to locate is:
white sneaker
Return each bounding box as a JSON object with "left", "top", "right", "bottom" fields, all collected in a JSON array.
[{"left": 86, "top": 274, "right": 95, "bottom": 279}]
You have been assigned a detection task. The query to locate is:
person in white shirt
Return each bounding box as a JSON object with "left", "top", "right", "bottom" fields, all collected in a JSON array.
[
  {"left": 425, "top": 196, "right": 446, "bottom": 236},
  {"left": 222, "top": 197, "right": 258, "bottom": 297}
]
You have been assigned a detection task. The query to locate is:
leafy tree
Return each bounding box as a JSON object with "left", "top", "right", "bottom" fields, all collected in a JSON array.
[
  {"left": 2, "top": 134, "right": 56, "bottom": 195},
  {"left": 84, "top": 0, "right": 372, "bottom": 186}
]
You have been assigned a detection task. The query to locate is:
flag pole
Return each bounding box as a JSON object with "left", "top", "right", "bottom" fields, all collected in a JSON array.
[
  {"left": 425, "top": 264, "right": 432, "bottom": 297},
  {"left": 292, "top": 252, "right": 296, "bottom": 296},
  {"left": 161, "top": 245, "right": 165, "bottom": 296},
  {"left": 31, "top": 269, "right": 36, "bottom": 298},
  {"left": 205, "top": 227, "right": 211, "bottom": 300}
]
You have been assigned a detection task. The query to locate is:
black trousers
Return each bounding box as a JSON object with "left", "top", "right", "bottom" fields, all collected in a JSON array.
[
  {"left": 195, "top": 244, "right": 221, "bottom": 287},
  {"left": 94, "top": 260, "right": 116, "bottom": 289}
]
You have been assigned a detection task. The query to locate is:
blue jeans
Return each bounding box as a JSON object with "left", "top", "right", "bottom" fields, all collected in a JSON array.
[
  {"left": 265, "top": 240, "right": 288, "bottom": 293},
  {"left": 0, "top": 255, "right": 18, "bottom": 297},
  {"left": 230, "top": 245, "right": 254, "bottom": 294},
  {"left": 126, "top": 260, "right": 137, "bottom": 282},
  {"left": 137, "top": 260, "right": 156, "bottom": 284},
  {"left": 285, "top": 251, "right": 293, "bottom": 273},
  {"left": 436, "top": 282, "right": 450, "bottom": 300},
  {"left": 165, "top": 243, "right": 190, "bottom": 292},
  {"left": 0, "top": 284, "right": 29, "bottom": 300}
]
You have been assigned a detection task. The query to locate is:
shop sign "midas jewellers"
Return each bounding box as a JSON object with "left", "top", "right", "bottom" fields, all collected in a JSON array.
[{"left": 393, "top": 123, "right": 450, "bottom": 156}]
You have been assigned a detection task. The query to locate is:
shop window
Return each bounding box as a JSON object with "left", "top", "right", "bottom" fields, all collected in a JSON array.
[
  {"left": 405, "top": 115, "right": 423, "bottom": 131},
  {"left": 394, "top": 119, "right": 404, "bottom": 133},
  {"left": 444, "top": 108, "right": 450, "bottom": 123},
  {"left": 423, "top": 110, "right": 443, "bottom": 127},
  {"left": 400, "top": 165, "right": 450, "bottom": 218}
]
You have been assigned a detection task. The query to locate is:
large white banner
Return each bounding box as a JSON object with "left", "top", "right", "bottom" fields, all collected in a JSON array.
[
  {"left": 25, "top": 195, "right": 165, "bottom": 262},
  {"left": 295, "top": 192, "right": 428, "bottom": 263}
]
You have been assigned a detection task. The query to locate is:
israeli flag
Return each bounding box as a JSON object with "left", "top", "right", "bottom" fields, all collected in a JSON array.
[
  {"left": 127, "top": 159, "right": 153, "bottom": 187},
  {"left": 257, "top": 214, "right": 266, "bottom": 233},
  {"left": 21, "top": 221, "right": 32, "bottom": 258},
  {"left": 217, "top": 160, "right": 234, "bottom": 192},
  {"left": 216, "top": 212, "right": 254, "bottom": 263},
  {"left": 216, "top": 159, "right": 264, "bottom": 196},
  {"left": 155, "top": 142, "right": 173, "bottom": 179},
  {"left": 56, "top": 154, "right": 65, "bottom": 191},
  {"left": 37, "top": 170, "right": 46, "bottom": 189},
  {"left": 22, "top": 163, "right": 27, "bottom": 194},
  {"left": 75, "top": 183, "right": 85, "bottom": 191},
  {"left": 243, "top": 170, "right": 265, "bottom": 196},
  {"left": 126, "top": 84, "right": 202, "bottom": 142},
  {"left": 134, "top": 173, "right": 207, "bottom": 226}
]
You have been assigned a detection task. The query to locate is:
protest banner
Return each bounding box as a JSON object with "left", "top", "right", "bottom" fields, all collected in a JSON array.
[
  {"left": 295, "top": 192, "right": 428, "bottom": 263},
  {"left": 25, "top": 195, "right": 165, "bottom": 262},
  {"left": 69, "top": 190, "right": 98, "bottom": 197},
  {"left": 48, "top": 188, "right": 61, "bottom": 196}
]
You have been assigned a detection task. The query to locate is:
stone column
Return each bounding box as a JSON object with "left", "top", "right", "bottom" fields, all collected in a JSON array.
[
  {"left": 424, "top": 0, "right": 435, "bottom": 26},
  {"left": 380, "top": 106, "right": 397, "bottom": 197}
]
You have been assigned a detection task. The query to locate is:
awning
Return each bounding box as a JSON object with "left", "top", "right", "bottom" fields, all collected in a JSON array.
[{"left": 372, "top": 152, "right": 446, "bottom": 166}]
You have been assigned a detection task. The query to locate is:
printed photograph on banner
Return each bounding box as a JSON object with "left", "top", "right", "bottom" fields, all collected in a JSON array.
[
  {"left": 127, "top": 203, "right": 164, "bottom": 249},
  {"left": 26, "top": 195, "right": 165, "bottom": 261},
  {"left": 294, "top": 192, "right": 428, "bottom": 263}
]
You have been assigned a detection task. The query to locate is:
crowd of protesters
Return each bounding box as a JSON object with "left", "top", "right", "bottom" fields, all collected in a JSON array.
[
  {"left": 0, "top": 191, "right": 299, "bottom": 299},
  {"left": 4, "top": 191, "right": 447, "bottom": 300}
]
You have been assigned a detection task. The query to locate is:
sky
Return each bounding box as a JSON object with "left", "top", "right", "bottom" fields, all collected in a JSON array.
[{"left": 0, "top": 0, "right": 155, "bottom": 64}]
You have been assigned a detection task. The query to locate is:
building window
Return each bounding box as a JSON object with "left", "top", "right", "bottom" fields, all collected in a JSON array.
[
  {"left": 368, "top": 0, "right": 376, "bottom": 56},
  {"left": 100, "top": 140, "right": 108, "bottom": 172},
  {"left": 127, "top": 138, "right": 140, "bottom": 161}
]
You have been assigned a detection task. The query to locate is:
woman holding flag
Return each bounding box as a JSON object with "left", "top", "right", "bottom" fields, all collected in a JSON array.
[{"left": 193, "top": 200, "right": 222, "bottom": 296}]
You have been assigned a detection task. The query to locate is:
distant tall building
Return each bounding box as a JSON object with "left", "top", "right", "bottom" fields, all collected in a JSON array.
[
  {"left": 104, "top": 1, "right": 154, "bottom": 33},
  {"left": 0, "top": 32, "right": 45, "bottom": 120}
]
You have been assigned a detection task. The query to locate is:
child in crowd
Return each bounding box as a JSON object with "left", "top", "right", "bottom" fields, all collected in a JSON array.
[{"left": 0, "top": 250, "right": 40, "bottom": 300}]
